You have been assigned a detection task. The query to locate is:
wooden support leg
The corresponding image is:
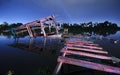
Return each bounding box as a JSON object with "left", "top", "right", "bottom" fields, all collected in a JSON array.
[
  {"left": 54, "top": 25, "right": 59, "bottom": 35},
  {"left": 26, "top": 25, "right": 33, "bottom": 38},
  {"left": 41, "top": 28, "right": 46, "bottom": 37},
  {"left": 53, "top": 47, "right": 67, "bottom": 75},
  {"left": 53, "top": 19, "right": 59, "bottom": 34},
  {"left": 49, "top": 25, "right": 51, "bottom": 32},
  {"left": 40, "top": 23, "right": 46, "bottom": 37}
]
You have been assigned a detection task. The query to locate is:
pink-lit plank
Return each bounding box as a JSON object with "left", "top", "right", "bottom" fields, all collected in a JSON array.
[
  {"left": 67, "top": 47, "right": 108, "bottom": 54},
  {"left": 61, "top": 49, "right": 111, "bottom": 60},
  {"left": 66, "top": 41, "right": 93, "bottom": 44},
  {"left": 66, "top": 44, "right": 102, "bottom": 50},
  {"left": 58, "top": 56, "right": 120, "bottom": 74},
  {"left": 66, "top": 42, "right": 99, "bottom": 47}
]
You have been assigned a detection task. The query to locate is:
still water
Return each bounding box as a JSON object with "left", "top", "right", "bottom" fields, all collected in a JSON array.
[{"left": 0, "top": 31, "right": 120, "bottom": 75}]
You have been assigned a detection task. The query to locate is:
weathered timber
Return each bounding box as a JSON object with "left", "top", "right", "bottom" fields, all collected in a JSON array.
[
  {"left": 58, "top": 56, "right": 120, "bottom": 74},
  {"left": 66, "top": 43, "right": 99, "bottom": 46},
  {"left": 66, "top": 41, "right": 93, "bottom": 44},
  {"left": 66, "top": 44, "right": 102, "bottom": 50},
  {"left": 61, "top": 49, "right": 112, "bottom": 60},
  {"left": 67, "top": 47, "right": 108, "bottom": 54}
]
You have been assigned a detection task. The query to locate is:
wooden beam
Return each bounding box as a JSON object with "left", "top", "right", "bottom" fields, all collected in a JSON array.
[
  {"left": 66, "top": 43, "right": 99, "bottom": 47},
  {"left": 61, "top": 49, "right": 112, "bottom": 60},
  {"left": 67, "top": 47, "right": 108, "bottom": 54},
  {"left": 58, "top": 56, "right": 120, "bottom": 74},
  {"left": 16, "top": 30, "right": 28, "bottom": 34},
  {"left": 17, "top": 27, "right": 42, "bottom": 34},
  {"left": 66, "top": 44, "right": 103, "bottom": 50},
  {"left": 66, "top": 41, "right": 93, "bottom": 44}
]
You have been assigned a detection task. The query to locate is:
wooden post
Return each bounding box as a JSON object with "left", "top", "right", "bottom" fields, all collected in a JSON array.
[
  {"left": 52, "top": 18, "right": 59, "bottom": 34},
  {"left": 26, "top": 25, "right": 33, "bottom": 37},
  {"left": 40, "top": 23, "right": 46, "bottom": 37},
  {"left": 53, "top": 47, "right": 67, "bottom": 75}
]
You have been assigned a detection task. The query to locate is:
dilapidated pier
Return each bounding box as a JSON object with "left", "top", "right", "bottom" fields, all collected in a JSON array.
[{"left": 54, "top": 39, "right": 120, "bottom": 75}]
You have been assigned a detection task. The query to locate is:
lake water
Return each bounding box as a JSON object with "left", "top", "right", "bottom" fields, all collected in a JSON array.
[{"left": 0, "top": 31, "right": 120, "bottom": 75}]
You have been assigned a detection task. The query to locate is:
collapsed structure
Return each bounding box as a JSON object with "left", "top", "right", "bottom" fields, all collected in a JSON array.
[{"left": 12, "top": 15, "right": 60, "bottom": 37}]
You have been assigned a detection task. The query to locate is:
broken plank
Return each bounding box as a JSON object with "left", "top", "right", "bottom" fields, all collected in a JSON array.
[
  {"left": 67, "top": 47, "right": 108, "bottom": 54},
  {"left": 66, "top": 41, "right": 93, "bottom": 44},
  {"left": 66, "top": 44, "right": 103, "bottom": 50},
  {"left": 58, "top": 56, "right": 120, "bottom": 74},
  {"left": 61, "top": 49, "right": 111, "bottom": 60},
  {"left": 66, "top": 43, "right": 99, "bottom": 47}
]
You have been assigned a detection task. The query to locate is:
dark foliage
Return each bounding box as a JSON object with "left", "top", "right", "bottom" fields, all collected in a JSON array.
[{"left": 61, "top": 21, "right": 120, "bottom": 36}]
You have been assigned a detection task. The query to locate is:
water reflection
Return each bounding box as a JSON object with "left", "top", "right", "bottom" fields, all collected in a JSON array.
[
  {"left": 1, "top": 30, "right": 120, "bottom": 75},
  {"left": 9, "top": 36, "right": 64, "bottom": 55}
]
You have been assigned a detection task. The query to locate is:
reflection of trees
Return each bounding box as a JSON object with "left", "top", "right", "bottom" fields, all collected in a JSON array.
[
  {"left": 93, "top": 29, "right": 117, "bottom": 36},
  {"left": 0, "top": 32, "right": 12, "bottom": 38}
]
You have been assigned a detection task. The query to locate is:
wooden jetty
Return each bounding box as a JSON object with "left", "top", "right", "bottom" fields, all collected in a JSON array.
[
  {"left": 54, "top": 39, "right": 120, "bottom": 75},
  {"left": 15, "top": 15, "right": 60, "bottom": 37}
]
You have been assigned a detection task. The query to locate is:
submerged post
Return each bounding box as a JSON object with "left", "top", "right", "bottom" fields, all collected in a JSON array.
[{"left": 53, "top": 47, "right": 68, "bottom": 75}]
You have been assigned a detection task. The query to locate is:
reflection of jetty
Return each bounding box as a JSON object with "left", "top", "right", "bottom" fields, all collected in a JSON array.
[
  {"left": 10, "top": 37, "right": 63, "bottom": 55},
  {"left": 54, "top": 39, "right": 120, "bottom": 75},
  {"left": 12, "top": 15, "right": 61, "bottom": 38}
]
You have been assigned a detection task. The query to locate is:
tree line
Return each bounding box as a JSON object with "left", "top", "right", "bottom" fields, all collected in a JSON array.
[
  {"left": 0, "top": 22, "right": 23, "bottom": 32},
  {"left": 0, "top": 21, "right": 120, "bottom": 36},
  {"left": 61, "top": 21, "right": 120, "bottom": 36}
]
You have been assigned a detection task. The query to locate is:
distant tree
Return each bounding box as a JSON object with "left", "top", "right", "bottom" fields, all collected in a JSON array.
[
  {"left": 10, "top": 23, "right": 23, "bottom": 28},
  {"left": 3, "top": 22, "right": 9, "bottom": 26},
  {"left": 61, "top": 23, "right": 69, "bottom": 28},
  {"left": 0, "top": 22, "right": 9, "bottom": 30},
  {"left": 16, "top": 23, "right": 23, "bottom": 26}
]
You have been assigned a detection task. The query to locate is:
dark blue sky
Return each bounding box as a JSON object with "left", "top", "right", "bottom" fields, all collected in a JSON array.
[{"left": 0, "top": 0, "right": 120, "bottom": 25}]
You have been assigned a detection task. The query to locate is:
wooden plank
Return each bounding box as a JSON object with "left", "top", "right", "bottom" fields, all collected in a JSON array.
[
  {"left": 66, "top": 39, "right": 93, "bottom": 43},
  {"left": 66, "top": 44, "right": 103, "bottom": 50},
  {"left": 17, "top": 27, "right": 41, "bottom": 34},
  {"left": 58, "top": 56, "right": 120, "bottom": 74},
  {"left": 66, "top": 43, "right": 99, "bottom": 46},
  {"left": 66, "top": 41, "right": 93, "bottom": 44},
  {"left": 17, "top": 30, "right": 28, "bottom": 34},
  {"left": 61, "top": 49, "right": 112, "bottom": 60},
  {"left": 67, "top": 47, "right": 108, "bottom": 54}
]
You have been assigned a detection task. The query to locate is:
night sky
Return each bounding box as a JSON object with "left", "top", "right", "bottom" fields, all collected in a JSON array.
[{"left": 0, "top": 0, "right": 120, "bottom": 25}]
